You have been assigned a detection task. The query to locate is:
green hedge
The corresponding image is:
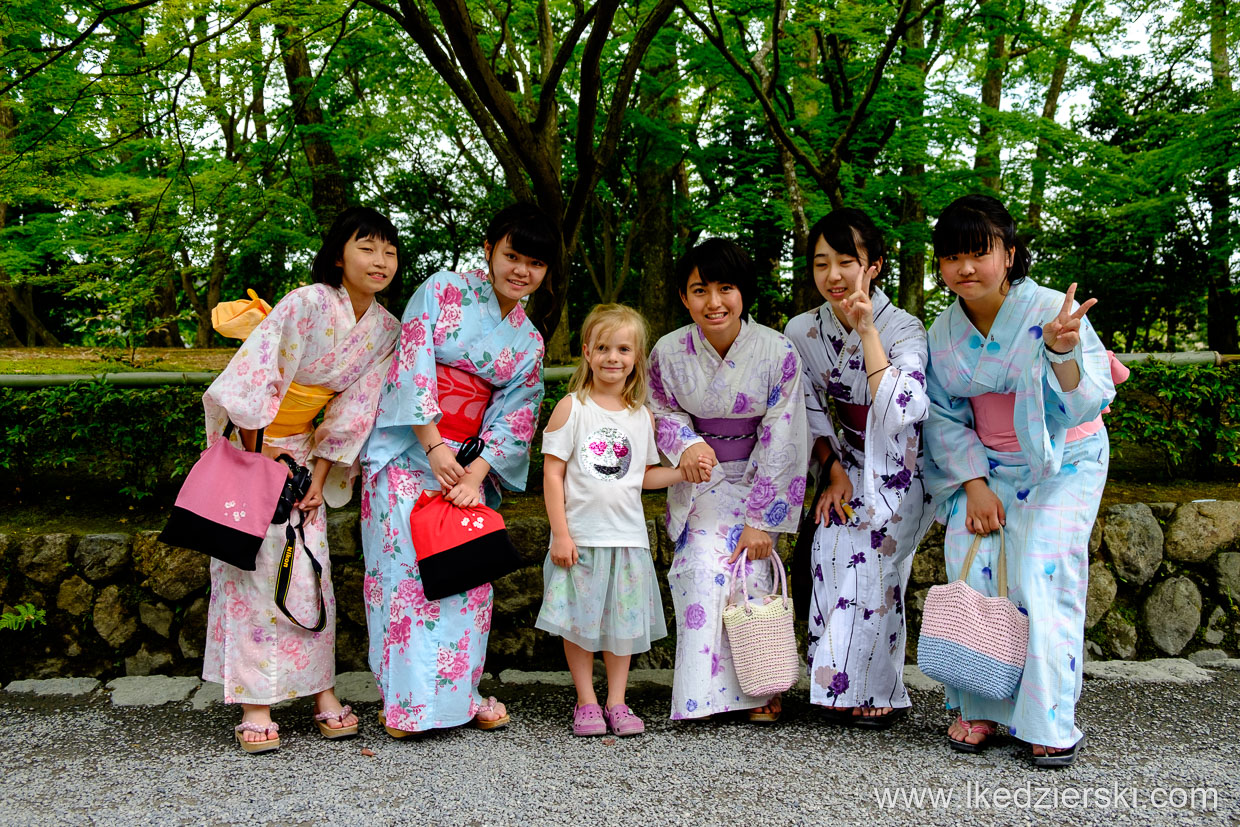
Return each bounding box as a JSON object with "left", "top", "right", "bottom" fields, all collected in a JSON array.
[
  {"left": 1105, "top": 361, "right": 1240, "bottom": 473},
  {"left": 0, "top": 364, "right": 1233, "bottom": 500}
]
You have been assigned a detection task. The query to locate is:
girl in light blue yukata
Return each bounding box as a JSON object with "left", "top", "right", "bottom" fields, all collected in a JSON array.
[{"left": 923, "top": 194, "right": 1121, "bottom": 768}]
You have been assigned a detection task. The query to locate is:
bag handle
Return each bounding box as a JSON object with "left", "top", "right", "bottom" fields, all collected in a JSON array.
[
  {"left": 222, "top": 420, "right": 265, "bottom": 454},
  {"left": 954, "top": 526, "right": 1008, "bottom": 598},
  {"left": 274, "top": 510, "right": 327, "bottom": 633},
  {"left": 728, "top": 552, "right": 789, "bottom": 615}
]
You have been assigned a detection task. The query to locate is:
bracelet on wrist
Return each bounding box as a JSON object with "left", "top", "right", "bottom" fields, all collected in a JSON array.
[
  {"left": 425, "top": 441, "right": 445, "bottom": 455},
  {"left": 866, "top": 364, "right": 890, "bottom": 379},
  {"left": 1044, "top": 343, "right": 1075, "bottom": 363}
]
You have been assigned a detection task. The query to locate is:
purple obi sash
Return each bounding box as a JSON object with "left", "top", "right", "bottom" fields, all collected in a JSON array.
[
  {"left": 691, "top": 415, "right": 763, "bottom": 463},
  {"left": 836, "top": 402, "right": 869, "bottom": 451}
]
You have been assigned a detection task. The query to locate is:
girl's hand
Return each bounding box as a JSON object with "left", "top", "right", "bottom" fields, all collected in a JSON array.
[
  {"left": 550, "top": 535, "right": 578, "bottom": 568},
  {"left": 841, "top": 266, "right": 879, "bottom": 334},
  {"left": 679, "top": 442, "right": 718, "bottom": 484},
  {"left": 444, "top": 477, "right": 482, "bottom": 508},
  {"left": 963, "top": 478, "right": 1005, "bottom": 535},
  {"left": 814, "top": 461, "right": 854, "bottom": 525},
  {"left": 297, "top": 479, "right": 325, "bottom": 512},
  {"left": 261, "top": 444, "right": 294, "bottom": 470},
  {"left": 1041, "top": 282, "right": 1097, "bottom": 354},
  {"left": 428, "top": 443, "right": 466, "bottom": 491},
  {"left": 729, "top": 524, "right": 773, "bottom": 563}
]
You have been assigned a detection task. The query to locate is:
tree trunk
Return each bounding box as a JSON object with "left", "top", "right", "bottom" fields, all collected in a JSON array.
[
  {"left": 1206, "top": 0, "right": 1237, "bottom": 352},
  {"left": 897, "top": 0, "right": 928, "bottom": 319},
  {"left": 974, "top": 0, "right": 1005, "bottom": 192},
  {"left": 1027, "top": 0, "right": 1087, "bottom": 234},
  {"left": 277, "top": 23, "right": 350, "bottom": 230}
]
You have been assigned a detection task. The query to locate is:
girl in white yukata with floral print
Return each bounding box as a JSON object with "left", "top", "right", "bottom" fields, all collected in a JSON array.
[
  {"left": 648, "top": 239, "right": 808, "bottom": 723},
  {"left": 202, "top": 207, "right": 400, "bottom": 752},
  {"left": 360, "top": 203, "right": 552, "bottom": 737},
  {"left": 785, "top": 208, "right": 934, "bottom": 730}
]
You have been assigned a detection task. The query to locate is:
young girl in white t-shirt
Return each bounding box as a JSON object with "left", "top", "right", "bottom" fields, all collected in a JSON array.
[{"left": 537, "top": 304, "right": 682, "bottom": 738}]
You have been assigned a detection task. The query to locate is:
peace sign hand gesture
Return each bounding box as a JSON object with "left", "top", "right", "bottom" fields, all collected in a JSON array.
[
  {"left": 1042, "top": 282, "right": 1097, "bottom": 354},
  {"left": 840, "top": 265, "right": 879, "bottom": 334}
]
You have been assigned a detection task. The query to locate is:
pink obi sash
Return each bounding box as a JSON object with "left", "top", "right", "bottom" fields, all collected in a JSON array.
[
  {"left": 436, "top": 363, "right": 492, "bottom": 444},
  {"left": 691, "top": 415, "right": 763, "bottom": 463},
  {"left": 969, "top": 393, "right": 1102, "bottom": 453},
  {"left": 836, "top": 402, "right": 869, "bottom": 451}
]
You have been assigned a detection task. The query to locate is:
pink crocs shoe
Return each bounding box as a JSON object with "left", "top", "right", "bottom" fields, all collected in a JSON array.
[
  {"left": 573, "top": 703, "right": 607, "bottom": 737},
  {"left": 603, "top": 704, "right": 645, "bottom": 737}
]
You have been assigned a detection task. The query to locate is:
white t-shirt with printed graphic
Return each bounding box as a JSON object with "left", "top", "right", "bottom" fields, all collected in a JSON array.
[{"left": 541, "top": 393, "right": 660, "bottom": 550}]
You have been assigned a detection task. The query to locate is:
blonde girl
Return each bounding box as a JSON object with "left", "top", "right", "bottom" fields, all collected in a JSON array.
[{"left": 536, "top": 304, "right": 681, "bottom": 737}]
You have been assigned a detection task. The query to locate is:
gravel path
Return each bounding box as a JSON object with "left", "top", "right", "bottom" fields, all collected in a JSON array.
[{"left": 2, "top": 670, "right": 1237, "bottom": 826}]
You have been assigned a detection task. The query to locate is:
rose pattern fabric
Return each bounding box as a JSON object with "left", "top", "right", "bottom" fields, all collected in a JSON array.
[{"left": 361, "top": 268, "right": 544, "bottom": 733}]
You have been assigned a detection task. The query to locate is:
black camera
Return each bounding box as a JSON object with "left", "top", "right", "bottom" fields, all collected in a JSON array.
[{"left": 272, "top": 454, "right": 313, "bottom": 524}]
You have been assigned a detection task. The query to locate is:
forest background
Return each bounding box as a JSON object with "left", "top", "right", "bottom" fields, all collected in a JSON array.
[{"left": 0, "top": 0, "right": 1236, "bottom": 362}]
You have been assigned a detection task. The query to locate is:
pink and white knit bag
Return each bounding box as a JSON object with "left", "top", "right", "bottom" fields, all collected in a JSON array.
[
  {"left": 722, "top": 556, "right": 800, "bottom": 698},
  {"left": 917, "top": 528, "right": 1028, "bottom": 700}
]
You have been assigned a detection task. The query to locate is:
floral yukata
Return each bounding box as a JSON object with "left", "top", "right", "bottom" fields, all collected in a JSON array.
[
  {"left": 361, "top": 269, "right": 544, "bottom": 733},
  {"left": 924, "top": 278, "right": 1115, "bottom": 750},
  {"left": 202, "top": 283, "right": 398, "bottom": 704},
  {"left": 785, "top": 288, "right": 935, "bottom": 712},
  {"left": 648, "top": 319, "right": 808, "bottom": 719}
]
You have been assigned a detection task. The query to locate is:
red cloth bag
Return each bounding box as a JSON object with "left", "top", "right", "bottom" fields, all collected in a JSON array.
[{"left": 408, "top": 491, "right": 521, "bottom": 601}]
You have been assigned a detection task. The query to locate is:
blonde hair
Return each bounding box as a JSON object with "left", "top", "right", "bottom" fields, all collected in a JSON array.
[{"left": 567, "top": 304, "right": 649, "bottom": 410}]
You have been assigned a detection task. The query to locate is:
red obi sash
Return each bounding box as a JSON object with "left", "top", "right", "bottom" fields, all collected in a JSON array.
[{"left": 436, "top": 363, "right": 492, "bottom": 444}]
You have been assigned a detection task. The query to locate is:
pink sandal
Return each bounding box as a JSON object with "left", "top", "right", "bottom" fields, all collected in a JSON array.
[
  {"left": 573, "top": 703, "right": 607, "bottom": 737},
  {"left": 603, "top": 704, "right": 645, "bottom": 737},
  {"left": 473, "top": 696, "right": 510, "bottom": 731},
  {"left": 234, "top": 721, "right": 280, "bottom": 754},
  {"left": 314, "top": 704, "right": 358, "bottom": 739},
  {"left": 948, "top": 717, "right": 997, "bottom": 753}
]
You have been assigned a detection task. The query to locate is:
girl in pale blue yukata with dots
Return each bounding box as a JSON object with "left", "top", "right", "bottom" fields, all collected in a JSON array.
[{"left": 923, "top": 193, "right": 1125, "bottom": 768}]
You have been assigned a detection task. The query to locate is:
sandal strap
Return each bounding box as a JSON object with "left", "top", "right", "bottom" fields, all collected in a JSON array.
[
  {"left": 235, "top": 721, "right": 279, "bottom": 735},
  {"left": 314, "top": 704, "right": 353, "bottom": 723},
  {"left": 958, "top": 718, "right": 997, "bottom": 736}
]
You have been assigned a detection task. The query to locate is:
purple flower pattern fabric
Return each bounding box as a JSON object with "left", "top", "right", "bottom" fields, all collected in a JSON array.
[
  {"left": 786, "top": 288, "right": 934, "bottom": 712},
  {"left": 648, "top": 319, "right": 808, "bottom": 719}
]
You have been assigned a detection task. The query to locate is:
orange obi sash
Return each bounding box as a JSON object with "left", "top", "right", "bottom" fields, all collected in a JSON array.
[
  {"left": 267, "top": 382, "right": 336, "bottom": 438},
  {"left": 436, "top": 364, "right": 492, "bottom": 444}
]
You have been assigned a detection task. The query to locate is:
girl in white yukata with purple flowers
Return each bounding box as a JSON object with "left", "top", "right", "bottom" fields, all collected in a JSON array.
[
  {"left": 648, "top": 239, "right": 808, "bottom": 723},
  {"left": 785, "top": 208, "right": 934, "bottom": 730}
]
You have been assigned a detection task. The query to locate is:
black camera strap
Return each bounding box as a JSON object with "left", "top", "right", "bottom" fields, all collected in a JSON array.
[
  {"left": 274, "top": 510, "right": 327, "bottom": 633},
  {"left": 222, "top": 419, "right": 265, "bottom": 453}
]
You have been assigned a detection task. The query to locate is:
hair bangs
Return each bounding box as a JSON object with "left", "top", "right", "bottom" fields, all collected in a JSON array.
[
  {"left": 932, "top": 208, "right": 1002, "bottom": 260},
  {"left": 504, "top": 220, "right": 558, "bottom": 267}
]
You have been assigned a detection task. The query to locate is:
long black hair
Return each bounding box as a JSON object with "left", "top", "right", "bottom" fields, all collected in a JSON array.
[
  {"left": 311, "top": 207, "right": 401, "bottom": 288},
  {"left": 932, "top": 194, "right": 1031, "bottom": 287},
  {"left": 806, "top": 208, "right": 886, "bottom": 295}
]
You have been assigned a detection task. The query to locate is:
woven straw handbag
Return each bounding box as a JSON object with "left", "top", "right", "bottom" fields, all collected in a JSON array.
[
  {"left": 722, "top": 555, "right": 800, "bottom": 698},
  {"left": 917, "top": 527, "right": 1029, "bottom": 700}
]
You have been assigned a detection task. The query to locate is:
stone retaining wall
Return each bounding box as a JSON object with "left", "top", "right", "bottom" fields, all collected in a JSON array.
[{"left": 2, "top": 501, "right": 1237, "bottom": 683}]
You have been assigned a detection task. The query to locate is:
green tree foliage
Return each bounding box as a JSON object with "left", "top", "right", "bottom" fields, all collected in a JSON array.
[{"left": 0, "top": 0, "right": 1234, "bottom": 350}]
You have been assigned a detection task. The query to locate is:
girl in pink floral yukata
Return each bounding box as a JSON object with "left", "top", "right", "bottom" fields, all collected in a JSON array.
[
  {"left": 202, "top": 207, "right": 400, "bottom": 753},
  {"left": 360, "top": 203, "right": 553, "bottom": 737}
]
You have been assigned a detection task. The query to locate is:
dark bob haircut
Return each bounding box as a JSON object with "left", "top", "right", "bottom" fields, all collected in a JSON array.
[
  {"left": 485, "top": 202, "right": 560, "bottom": 282},
  {"left": 675, "top": 238, "right": 756, "bottom": 305},
  {"left": 932, "top": 194, "right": 1031, "bottom": 287},
  {"left": 806, "top": 208, "right": 886, "bottom": 295},
  {"left": 311, "top": 206, "right": 401, "bottom": 288}
]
